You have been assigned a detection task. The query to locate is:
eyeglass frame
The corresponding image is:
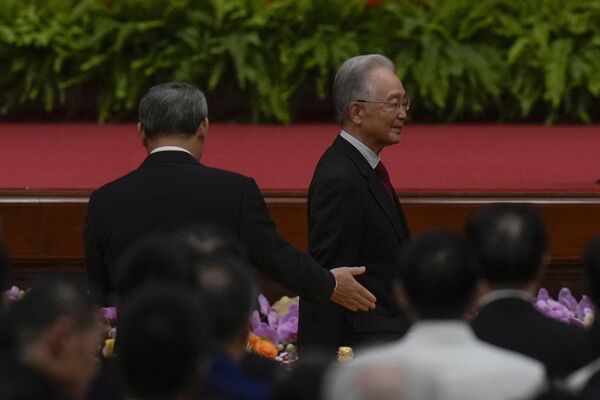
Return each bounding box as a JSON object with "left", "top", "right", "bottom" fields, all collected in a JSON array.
[{"left": 354, "top": 96, "right": 410, "bottom": 112}]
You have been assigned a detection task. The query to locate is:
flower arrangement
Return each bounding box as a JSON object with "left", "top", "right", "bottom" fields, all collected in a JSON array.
[
  {"left": 249, "top": 294, "right": 299, "bottom": 363},
  {"left": 535, "top": 287, "right": 595, "bottom": 327},
  {"left": 101, "top": 307, "right": 117, "bottom": 357}
]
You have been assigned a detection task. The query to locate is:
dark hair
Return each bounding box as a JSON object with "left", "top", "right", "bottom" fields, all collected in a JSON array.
[
  {"left": 6, "top": 280, "right": 98, "bottom": 345},
  {"left": 175, "top": 223, "right": 248, "bottom": 265},
  {"left": 114, "top": 233, "right": 194, "bottom": 300},
  {"left": 584, "top": 237, "right": 600, "bottom": 306},
  {"left": 271, "top": 352, "right": 333, "bottom": 400},
  {"left": 196, "top": 257, "right": 256, "bottom": 346},
  {"left": 397, "top": 230, "right": 480, "bottom": 319},
  {"left": 464, "top": 203, "right": 548, "bottom": 285},
  {"left": 118, "top": 285, "right": 209, "bottom": 398},
  {"left": 179, "top": 225, "right": 255, "bottom": 345},
  {"left": 138, "top": 82, "right": 208, "bottom": 139}
]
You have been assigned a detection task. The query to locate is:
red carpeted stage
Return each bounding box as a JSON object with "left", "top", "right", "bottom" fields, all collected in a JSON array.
[{"left": 1, "top": 124, "right": 600, "bottom": 297}]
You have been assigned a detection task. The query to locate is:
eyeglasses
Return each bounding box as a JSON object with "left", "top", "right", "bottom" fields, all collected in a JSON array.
[{"left": 354, "top": 97, "right": 410, "bottom": 111}]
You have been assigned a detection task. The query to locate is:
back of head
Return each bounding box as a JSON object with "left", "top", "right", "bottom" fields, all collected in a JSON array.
[
  {"left": 464, "top": 203, "right": 548, "bottom": 286},
  {"left": 194, "top": 252, "right": 256, "bottom": 348},
  {"left": 325, "top": 358, "right": 438, "bottom": 400},
  {"left": 118, "top": 284, "right": 209, "bottom": 399},
  {"left": 138, "top": 82, "right": 207, "bottom": 139},
  {"left": 398, "top": 230, "right": 480, "bottom": 319},
  {"left": 584, "top": 236, "right": 600, "bottom": 306},
  {"left": 333, "top": 54, "right": 395, "bottom": 123},
  {"left": 176, "top": 223, "right": 248, "bottom": 266},
  {"left": 114, "top": 232, "right": 193, "bottom": 301},
  {"left": 7, "top": 279, "right": 97, "bottom": 349},
  {"left": 271, "top": 352, "right": 333, "bottom": 400}
]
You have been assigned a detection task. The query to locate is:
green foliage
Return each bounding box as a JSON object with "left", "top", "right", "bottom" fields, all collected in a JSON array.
[{"left": 1, "top": 0, "right": 599, "bottom": 123}]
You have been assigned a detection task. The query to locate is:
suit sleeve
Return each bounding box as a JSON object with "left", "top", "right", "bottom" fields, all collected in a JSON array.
[
  {"left": 308, "top": 167, "right": 364, "bottom": 268},
  {"left": 239, "top": 178, "right": 335, "bottom": 305},
  {"left": 84, "top": 194, "right": 110, "bottom": 305}
]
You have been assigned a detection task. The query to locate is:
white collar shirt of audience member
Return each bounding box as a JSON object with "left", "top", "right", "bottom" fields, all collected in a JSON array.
[{"left": 330, "top": 320, "right": 546, "bottom": 400}]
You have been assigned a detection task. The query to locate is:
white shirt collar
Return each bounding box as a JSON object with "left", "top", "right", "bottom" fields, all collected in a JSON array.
[
  {"left": 340, "top": 130, "right": 380, "bottom": 169},
  {"left": 405, "top": 320, "right": 476, "bottom": 344},
  {"left": 149, "top": 146, "right": 194, "bottom": 157},
  {"left": 478, "top": 289, "right": 534, "bottom": 308}
]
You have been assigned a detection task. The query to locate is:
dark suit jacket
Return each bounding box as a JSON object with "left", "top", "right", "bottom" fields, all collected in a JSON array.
[
  {"left": 471, "top": 297, "right": 595, "bottom": 378},
  {"left": 299, "top": 136, "right": 410, "bottom": 353},
  {"left": 84, "top": 151, "right": 334, "bottom": 305}
]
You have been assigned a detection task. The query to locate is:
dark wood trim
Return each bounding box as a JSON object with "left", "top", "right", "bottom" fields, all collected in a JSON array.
[{"left": 1, "top": 190, "right": 598, "bottom": 297}]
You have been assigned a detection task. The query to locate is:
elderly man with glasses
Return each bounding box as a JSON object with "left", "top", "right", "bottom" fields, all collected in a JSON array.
[{"left": 299, "top": 54, "right": 412, "bottom": 356}]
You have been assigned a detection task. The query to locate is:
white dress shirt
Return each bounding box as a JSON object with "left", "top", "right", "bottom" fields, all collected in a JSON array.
[
  {"left": 149, "top": 146, "right": 194, "bottom": 156},
  {"left": 340, "top": 130, "right": 380, "bottom": 169},
  {"left": 327, "top": 321, "right": 546, "bottom": 400}
]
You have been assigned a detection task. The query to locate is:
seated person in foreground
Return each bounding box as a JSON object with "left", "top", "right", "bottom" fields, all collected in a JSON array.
[
  {"left": 326, "top": 230, "right": 546, "bottom": 400},
  {"left": 466, "top": 204, "right": 594, "bottom": 378},
  {"left": 117, "top": 284, "right": 210, "bottom": 400},
  {"left": 0, "top": 280, "right": 103, "bottom": 400},
  {"left": 196, "top": 258, "right": 272, "bottom": 400}
]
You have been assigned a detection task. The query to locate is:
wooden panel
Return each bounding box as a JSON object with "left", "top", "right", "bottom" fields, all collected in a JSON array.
[{"left": 1, "top": 192, "right": 599, "bottom": 298}]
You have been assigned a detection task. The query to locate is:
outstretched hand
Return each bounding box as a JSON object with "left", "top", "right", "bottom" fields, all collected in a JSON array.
[{"left": 330, "top": 266, "right": 377, "bottom": 312}]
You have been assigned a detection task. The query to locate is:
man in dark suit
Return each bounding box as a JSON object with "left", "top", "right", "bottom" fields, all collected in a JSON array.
[
  {"left": 84, "top": 82, "right": 375, "bottom": 313},
  {"left": 467, "top": 203, "right": 594, "bottom": 378},
  {"left": 299, "top": 54, "right": 411, "bottom": 354}
]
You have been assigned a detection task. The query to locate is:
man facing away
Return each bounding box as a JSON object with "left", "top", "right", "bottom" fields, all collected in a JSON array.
[
  {"left": 326, "top": 231, "right": 546, "bottom": 400},
  {"left": 466, "top": 203, "right": 594, "bottom": 378},
  {"left": 84, "top": 82, "right": 375, "bottom": 313},
  {"left": 300, "top": 54, "right": 411, "bottom": 354}
]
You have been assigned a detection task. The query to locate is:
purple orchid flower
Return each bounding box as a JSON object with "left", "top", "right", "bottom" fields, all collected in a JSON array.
[
  {"left": 102, "top": 307, "right": 117, "bottom": 324},
  {"left": 251, "top": 294, "right": 300, "bottom": 346},
  {"left": 4, "top": 286, "right": 21, "bottom": 301},
  {"left": 558, "top": 288, "right": 578, "bottom": 315},
  {"left": 251, "top": 310, "right": 279, "bottom": 344},
  {"left": 537, "top": 288, "right": 550, "bottom": 301},
  {"left": 258, "top": 294, "right": 272, "bottom": 316},
  {"left": 277, "top": 308, "right": 299, "bottom": 343},
  {"left": 536, "top": 287, "right": 596, "bottom": 326}
]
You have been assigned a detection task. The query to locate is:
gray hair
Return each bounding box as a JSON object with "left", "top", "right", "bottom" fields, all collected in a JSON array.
[
  {"left": 138, "top": 82, "right": 208, "bottom": 139},
  {"left": 333, "top": 54, "right": 395, "bottom": 123},
  {"left": 325, "top": 358, "right": 439, "bottom": 400}
]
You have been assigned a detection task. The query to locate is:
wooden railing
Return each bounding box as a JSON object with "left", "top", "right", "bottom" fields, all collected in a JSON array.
[{"left": 2, "top": 190, "right": 599, "bottom": 298}]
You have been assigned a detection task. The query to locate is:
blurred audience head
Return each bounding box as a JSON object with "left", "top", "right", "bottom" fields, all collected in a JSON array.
[
  {"left": 138, "top": 81, "right": 208, "bottom": 140},
  {"left": 271, "top": 352, "right": 333, "bottom": 400},
  {"left": 114, "top": 232, "right": 193, "bottom": 302},
  {"left": 465, "top": 203, "right": 548, "bottom": 289},
  {"left": 584, "top": 236, "right": 600, "bottom": 306},
  {"left": 396, "top": 230, "right": 480, "bottom": 320},
  {"left": 179, "top": 224, "right": 255, "bottom": 359},
  {"left": 176, "top": 223, "right": 248, "bottom": 266},
  {"left": 325, "top": 358, "right": 437, "bottom": 400},
  {"left": 6, "top": 279, "right": 102, "bottom": 399},
  {"left": 118, "top": 284, "right": 209, "bottom": 399}
]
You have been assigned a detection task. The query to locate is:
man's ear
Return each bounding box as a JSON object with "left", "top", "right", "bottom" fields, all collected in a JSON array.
[
  {"left": 392, "top": 280, "right": 409, "bottom": 310},
  {"left": 46, "top": 317, "right": 76, "bottom": 358},
  {"left": 137, "top": 122, "right": 148, "bottom": 148},
  {"left": 348, "top": 103, "right": 363, "bottom": 125}
]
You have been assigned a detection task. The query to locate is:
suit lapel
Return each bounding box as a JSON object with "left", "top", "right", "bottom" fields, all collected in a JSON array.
[{"left": 333, "top": 136, "right": 408, "bottom": 242}]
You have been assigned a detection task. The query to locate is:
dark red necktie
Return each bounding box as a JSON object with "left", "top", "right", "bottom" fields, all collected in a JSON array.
[{"left": 374, "top": 161, "right": 396, "bottom": 201}]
